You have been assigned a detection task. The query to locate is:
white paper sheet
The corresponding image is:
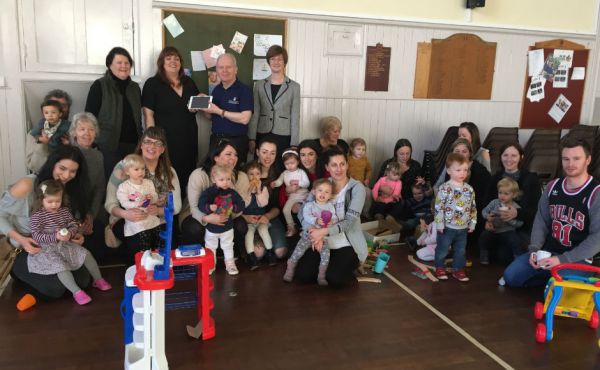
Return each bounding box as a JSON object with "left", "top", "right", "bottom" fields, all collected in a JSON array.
[
  {"left": 528, "top": 49, "right": 544, "bottom": 76},
  {"left": 210, "top": 44, "right": 226, "bottom": 59},
  {"left": 253, "top": 59, "right": 271, "bottom": 80},
  {"left": 548, "top": 94, "right": 572, "bottom": 124},
  {"left": 230, "top": 31, "right": 248, "bottom": 54},
  {"left": 572, "top": 67, "right": 585, "bottom": 80},
  {"left": 527, "top": 75, "right": 545, "bottom": 102},
  {"left": 554, "top": 49, "right": 574, "bottom": 68},
  {"left": 190, "top": 51, "right": 206, "bottom": 71},
  {"left": 202, "top": 48, "right": 217, "bottom": 69},
  {"left": 162, "top": 14, "right": 184, "bottom": 38},
  {"left": 553, "top": 65, "right": 569, "bottom": 88},
  {"left": 254, "top": 34, "right": 283, "bottom": 56}
]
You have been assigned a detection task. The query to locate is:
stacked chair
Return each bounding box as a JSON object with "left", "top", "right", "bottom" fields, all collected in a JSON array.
[
  {"left": 523, "top": 129, "right": 561, "bottom": 186},
  {"left": 422, "top": 126, "right": 458, "bottom": 182},
  {"left": 481, "top": 127, "right": 519, "bottom": 174}
]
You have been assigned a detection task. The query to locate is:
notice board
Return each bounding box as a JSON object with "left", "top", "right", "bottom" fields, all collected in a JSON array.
[
  {"left": 519, "top": 39, "right": 589, "bottom": 129},
  {"left": 413, "top": 33, "right": 496, "bottom": 100},
  {"left": 162, "top": 10, "right": 287, "bottom": 93}
]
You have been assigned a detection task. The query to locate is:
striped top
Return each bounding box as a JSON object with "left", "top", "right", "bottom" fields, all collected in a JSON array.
[{"left": 30, "top": 207, "right": 78, "bottom": 247}]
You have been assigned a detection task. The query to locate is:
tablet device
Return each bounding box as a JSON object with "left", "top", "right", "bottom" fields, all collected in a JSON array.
[{"left": 188, "top": 95, "right": 212, "bottom": 109}]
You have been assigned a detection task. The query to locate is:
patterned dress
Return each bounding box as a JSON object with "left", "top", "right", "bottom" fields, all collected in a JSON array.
[{"left": 27, "top": 207, "right": 87, "bottom": 275}]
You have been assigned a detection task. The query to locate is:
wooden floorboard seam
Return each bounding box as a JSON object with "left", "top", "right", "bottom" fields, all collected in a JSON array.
[{"left": 383, "top": 270, "right": 516, "bottom": 370}]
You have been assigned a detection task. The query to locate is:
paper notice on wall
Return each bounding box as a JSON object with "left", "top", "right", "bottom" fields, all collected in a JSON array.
[
  {"left": 572, "top": 67, "right": 585, "bottom": 80},
  {"left": 527, "top": 75, "right": 545, "bottom": 102},
  {"left": 553, "top": 65, "right": 568, "bottom": 88},
  {"left": 210, "top": 44, "right": 226, "bottom": 59},
  {"left": 528, "top": 49, "right": 544, "bottom": 76},
  {"left": 252, "top": 59, "right": 271, "bottom": 80},
  {"left": 254, "top": 34, "right": 283, "bottom": 56},
  {"left": 202, "top": 48, "right": 217, "bottom": 69},
  {"left": 162, "top": 14, "right": 184, "bottom": 38},
  {"left": 554, "top": 49, "right": 574, "bottom": 68},
  {"left": 230, "top": 31, "right": 248, "bottom": 54},
  {"left": 548, "top": 94, "right": 572, "bottom": 124},
  {"left": 190, "top": 51, "right": 206, "bottom": 71},
  {"left": 542, "top": 56, "right": 561, "bottom": 81}
]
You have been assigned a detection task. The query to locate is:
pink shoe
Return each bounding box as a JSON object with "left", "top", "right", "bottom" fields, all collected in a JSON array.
[
  {"left": 73, "top": 290, "right": 92, "bottom": 305},
  {"left": 92, "top": 278, "right": 112, "bottom": 291}
]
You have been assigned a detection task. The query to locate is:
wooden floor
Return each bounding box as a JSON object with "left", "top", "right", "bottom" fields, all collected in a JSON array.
[{"left": 1, "top": 246, "right": 600, "bottom": 370}]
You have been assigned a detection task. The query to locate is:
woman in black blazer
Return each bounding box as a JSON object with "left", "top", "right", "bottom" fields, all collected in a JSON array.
[{"left": 248, "top": 45, "right": 301, "bottom": 169}]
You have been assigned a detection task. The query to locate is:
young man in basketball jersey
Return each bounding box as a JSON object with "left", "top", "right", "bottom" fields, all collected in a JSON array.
[{"left": 503, "top": 138, "right": 600, "bottom": 288}]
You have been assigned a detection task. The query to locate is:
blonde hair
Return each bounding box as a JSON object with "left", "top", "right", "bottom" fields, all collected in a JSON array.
[
  {"left": 319, "top": 116, "right": 342, "bottom": 136},
  {"left": 121, "top": 154, "right": 145, "bottom": 171},
  {"left": 385, "top": 161, "right": 401, "bottom": 177},
  {"left": 349, "top": 138, "right": 366, "bottom": 150},
  {"left": 498, "top": 177, "right": 520, "bottom": 196},
  {"left": 211, "top": 164, "right": 232, "bottom": 181}
]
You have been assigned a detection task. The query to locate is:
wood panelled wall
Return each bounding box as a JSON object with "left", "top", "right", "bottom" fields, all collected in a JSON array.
[{"left": 285, "top": 18, "right": 595, "bottom": 174}]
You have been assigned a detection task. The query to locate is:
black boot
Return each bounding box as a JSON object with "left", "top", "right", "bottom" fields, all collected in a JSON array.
[
  {"left": 247, "top": 252, "right": 260, "bottom": 271},
  {"left": 267, "top": 249, "right": 278, "bottom": 266}
]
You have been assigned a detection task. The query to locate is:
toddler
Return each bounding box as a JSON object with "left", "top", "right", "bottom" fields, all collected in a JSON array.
[
  {"left": 116, "top": 154, "right": 161, "bottom": 262},
  {"left": 370, "top": 161, "right": 402, "bottom": 219},
  {"left": 284, "top": 179, "right": 338, "bottom": 286},
  {"left": 414, "top": 215, "right": 437, "bottom": 262},
  {"left": 401, "top": 183, "right": 433, "bottom": 233},
  {"left": 434, "top": 153, "right": 476, "bottom": 282},
  {"left": 243, "top": 161, "right": 275, "bottom": 270},
  {"left": 270, "top": 147, "right": 310, "bottom": 237},
  {"left": 30, "top": 100, "right": 70, "bottom": 151},
  {"left": 479, "top": 177, "right": 524, "bottom": 265},
  {"left": 347, "top": 138, "right": 373, "bottom": 216},
  {"left": 198, "top": 164, "right": 245, "bottom": 275},
  {"left": 28, "top": 180, "right": 111, "bottom": 305}
]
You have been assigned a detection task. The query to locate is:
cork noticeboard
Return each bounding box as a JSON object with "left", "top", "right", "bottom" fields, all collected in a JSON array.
[
  {"left": 413, "top": 33, "right": 496, "bottom": 100},
  {"left": 519, "top": 39, "right": 589, "bottom": 129}
]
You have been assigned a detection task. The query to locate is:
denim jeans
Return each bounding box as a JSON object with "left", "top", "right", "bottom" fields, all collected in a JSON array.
[
  {"left": 503, "top": 249, "right": 593, "bottom": 288},
  {"left": 435, "top": 228, "right": 467, "bottom": 269}
]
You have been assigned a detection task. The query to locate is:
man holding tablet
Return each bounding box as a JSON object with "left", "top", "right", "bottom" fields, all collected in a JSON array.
[{"left": 201, "top": 53, "right": 253, "bottom": 164}]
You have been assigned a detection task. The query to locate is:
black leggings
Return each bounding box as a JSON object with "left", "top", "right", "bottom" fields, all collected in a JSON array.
[
  {"left": 294, "top": 246, "right": 359, "bottom": 288},
  {"left": 11, "top": 252, "right": 91, "bottom": 300},
  {"left": 180, "top": 215, "right": 248, "bottom": 259}
]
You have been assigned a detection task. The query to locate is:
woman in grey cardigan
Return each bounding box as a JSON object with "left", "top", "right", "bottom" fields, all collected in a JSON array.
[
  {"left": 248, "top": 45, "right": 300, "bottom": 169},
  {"left": 293, "top": 146, "right": 367, "bottom": 287}
]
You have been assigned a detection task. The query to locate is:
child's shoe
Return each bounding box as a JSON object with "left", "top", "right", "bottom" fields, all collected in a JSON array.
[
  {"left": 247, "top": 252, "right": 260, "bottom": 271},
  {"left": 452, "top": 269, "right": 470, "bottom": 282},
  {"left": 286, "top": 224, "right": 297, "bottom": 237},
  {"left": 225, "top": 258, "right": 239, "bottom": 275},
  {"left": 73, "top": 290, "right": 92, "bottom": 305},
  {"left": 283, "top": 260, "right": 296, "bottom": 282},
  {"left": 317, "top": 265, "right": 328, "bottom": 286},
  {"left": 435, "top": 267, "right": 448, "bottom": 280},
  {"left": 267, "top": 249, "right": 278, "bottom": 266},
  {"left": 92, "top": 278, "right": 112, "bottom": 291}
]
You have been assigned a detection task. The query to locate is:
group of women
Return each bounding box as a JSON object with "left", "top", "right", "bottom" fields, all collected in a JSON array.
[{"left": 1, "top": 43, "right": 543, "bottom": 301}]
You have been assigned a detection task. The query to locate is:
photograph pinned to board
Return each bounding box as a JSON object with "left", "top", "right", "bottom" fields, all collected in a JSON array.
[
  {"left": 528, "top": 49, "right": 544, "bottom": 76},
  {"left": 163, "top": 14, "right": 184, "bottom": 38},
  {"left": 230, "top": 31, "right": 249, "bottom": 54},
  {"left": 548, "top": 94, "right": 572, "bottom": 124},
  {"left": 542, "top": 55, "right": 561, "bottom": 81},
  {"left": 553, "top": 65, "right": 569, "bottom": 88},
  {"left": 254, "top": 34, "right": 283, "bottom": 56},
  {"left": 208, "top": 70, "right": 220, "bottom": 95},
  {"left": 572, "top": 67, "right": 585, "bottom": 80},
  {"left": 526, "top": 75, "right": 545, "bottom": 102},
  {"left": 210, "top": 44, "right": 226, "bottom": 59},
  {"left": 554, "top": 49, "right": 574, "bottom": 68},
  {"left": 253, "top": 59, "right": 271, "bottom": 80},
  {"left": 190, "top": 51, "right": 206, "bottom": 71}
]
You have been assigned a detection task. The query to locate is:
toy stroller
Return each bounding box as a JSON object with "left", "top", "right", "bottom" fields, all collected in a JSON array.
[{"left": 534, "top": 263, "right": 600, "bottom": 345}]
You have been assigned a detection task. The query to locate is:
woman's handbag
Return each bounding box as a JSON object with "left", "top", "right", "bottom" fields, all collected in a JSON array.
[{"left": 0, "top": 235, "right": 21, "bottom": 289}]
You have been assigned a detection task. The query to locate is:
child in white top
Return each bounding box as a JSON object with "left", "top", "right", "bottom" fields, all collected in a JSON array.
[
  {"left": 29, "top": 180, "right": 111, "bottom": 305},
  {"left": 270, "top": 147, "right": 310, "bottom": 237},
  {"left": 284, "top": 179, "right": 338, "bottom": 286},
  {"left": 116, "top": 154, "right": 161, "bottom": 259},
  {"left": 415, "top": 215, "right": 437, "bottom": 262}
]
